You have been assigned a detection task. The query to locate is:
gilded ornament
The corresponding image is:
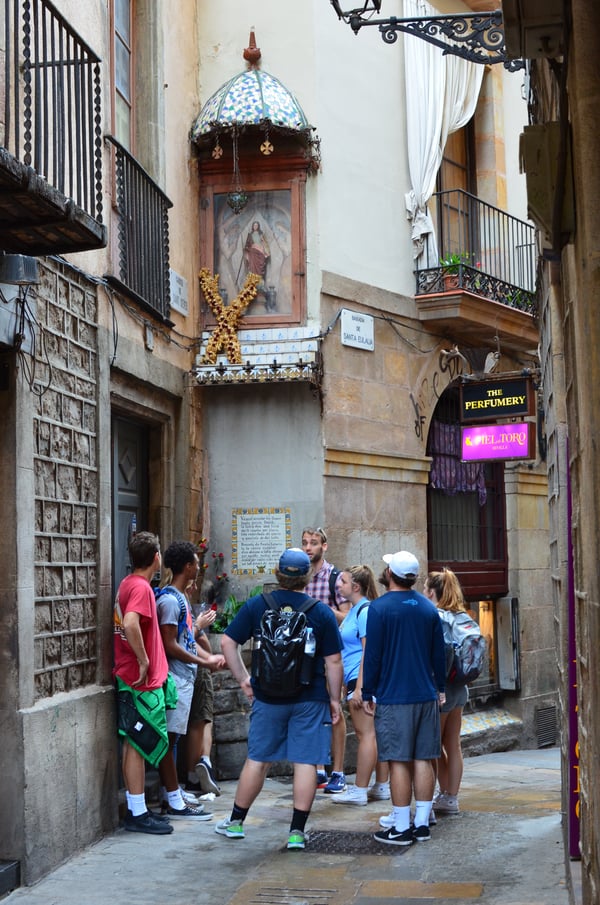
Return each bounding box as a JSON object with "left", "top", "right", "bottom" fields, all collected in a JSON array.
[{"left": 199, "top": 268, "right": 261, "bottom": 364}]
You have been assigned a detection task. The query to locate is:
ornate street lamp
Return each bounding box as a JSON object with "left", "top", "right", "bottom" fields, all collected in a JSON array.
[{"left": 329, "top": 1, "right": 525, "bottom": 70}]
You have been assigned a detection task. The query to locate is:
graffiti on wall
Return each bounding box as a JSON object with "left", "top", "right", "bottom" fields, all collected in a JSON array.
[{"left": 410, "top": 350, "right": 464, "bottom": 440}]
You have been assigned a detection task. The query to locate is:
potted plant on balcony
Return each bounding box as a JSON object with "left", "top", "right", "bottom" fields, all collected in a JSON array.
[{"left": 440, "top": 252, "right": 470, "bottom": 290}]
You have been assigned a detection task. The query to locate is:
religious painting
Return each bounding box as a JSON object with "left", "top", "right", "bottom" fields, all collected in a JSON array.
[
  {"left": 213, "top": 189, "right": 292, "bottom": 318},
  {"left": 200, "top": 169, "right": 306, "bottom": 326}
]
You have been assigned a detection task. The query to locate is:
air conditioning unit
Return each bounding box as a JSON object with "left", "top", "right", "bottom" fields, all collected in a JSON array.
[
  {"left": 502, "top": 0, "right": 565, "bottom": 59},
  {"left": 0, "top": 254, "right": 39, "bottom": 285}
]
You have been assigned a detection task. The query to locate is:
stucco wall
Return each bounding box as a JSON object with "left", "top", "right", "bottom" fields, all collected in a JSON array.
[{"left": 201, "top": 382, "right": 324, "bottom": 600}]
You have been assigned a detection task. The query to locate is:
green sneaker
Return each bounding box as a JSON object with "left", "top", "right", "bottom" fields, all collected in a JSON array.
[
  {"left": 215, "top": 818, "right": 245, "bottom": 838},
  {"left": 287, "top": 830, "right": 307, "bottom": 850}
]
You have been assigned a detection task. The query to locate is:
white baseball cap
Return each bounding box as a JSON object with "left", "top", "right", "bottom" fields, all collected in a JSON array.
[{"left": 383, "top": 550, "right": 420, "bottom": 580}]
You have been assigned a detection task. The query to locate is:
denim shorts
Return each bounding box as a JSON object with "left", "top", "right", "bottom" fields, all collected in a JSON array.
[
  {"left": 375, "top": 700, "right": 441, "bottom": 761},
  {"left": 247, "top": 698, "right": 332, "bottom": 764}
]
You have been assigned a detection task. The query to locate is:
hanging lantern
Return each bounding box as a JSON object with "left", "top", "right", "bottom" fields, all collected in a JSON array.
[{"left": 226, "top": 126, "right": 248, "bottom": 214}]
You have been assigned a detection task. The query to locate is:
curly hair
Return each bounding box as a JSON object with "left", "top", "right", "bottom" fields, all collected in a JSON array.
[{"left": 163, "top": 541, "right": 198, "bottom": 577}]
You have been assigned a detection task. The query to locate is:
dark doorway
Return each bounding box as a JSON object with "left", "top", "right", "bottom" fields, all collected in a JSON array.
[{"left": 112, "top": 415, "right": 149, "bottom": 599}]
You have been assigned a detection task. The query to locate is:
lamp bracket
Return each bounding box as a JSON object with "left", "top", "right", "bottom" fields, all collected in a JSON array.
[{"left": 329, "top": 2, "right": 525, "bottom": 70}]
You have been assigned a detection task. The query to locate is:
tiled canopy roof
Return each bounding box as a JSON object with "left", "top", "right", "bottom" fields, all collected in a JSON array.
[{"left": 191, "top": 68, "right": 311, "bottom": 141}]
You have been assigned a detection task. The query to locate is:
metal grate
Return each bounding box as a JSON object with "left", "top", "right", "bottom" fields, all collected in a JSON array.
[
  {"left": 287, "top": 830, "right": 413, "bottom": 856},
  {"left": 535, "top": 705, "right": 558, "bottom": 747},
  {"left": 240, "top": 887, "right": 337, "bottom": 905}
]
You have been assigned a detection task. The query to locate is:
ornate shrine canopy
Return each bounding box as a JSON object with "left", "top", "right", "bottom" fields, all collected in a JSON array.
[{"left": 191, "top": 67, "right": 312, "bottom": 142}]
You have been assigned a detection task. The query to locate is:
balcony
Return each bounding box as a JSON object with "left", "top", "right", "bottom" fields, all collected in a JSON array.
[
  {"left": 105, "top": 137, "right": 172, "bottom": 322},
  {"left": 415, "top": 190, "right": 538, "bottom": 354},
  {"left": 0, "top": 0, "right": 106, "bottom": 255}
]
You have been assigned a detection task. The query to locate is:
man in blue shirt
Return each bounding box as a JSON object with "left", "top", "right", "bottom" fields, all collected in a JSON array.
[
  {"left": 362, "top": 550, "right": 446, "bottom": 846},
  {"left": 215, "top": 548, "right": 343, "bottom": 850}
]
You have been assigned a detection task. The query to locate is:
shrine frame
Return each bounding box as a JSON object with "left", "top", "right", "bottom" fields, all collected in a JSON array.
[{"left": 199, "top": 158, "right": 307, "bottom": 328}]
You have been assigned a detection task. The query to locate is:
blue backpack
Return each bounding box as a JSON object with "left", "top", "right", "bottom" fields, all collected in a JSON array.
[{"left": 154, "top": 585, "right": 196, "bottom": 654}]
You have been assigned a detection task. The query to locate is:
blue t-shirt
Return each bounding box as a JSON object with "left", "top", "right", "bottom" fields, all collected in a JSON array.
[
  {"left": 225, "top": 589, "right": 343, "bottom": 704},
  {"left": 362, "top": 589, "right": 446, "bottom": 704},
  {"left": 155, "top": 586, "right": 197, "bottom": 682},
  {"left": 339, "top": 598, "right": 370, "bottom": 685}
]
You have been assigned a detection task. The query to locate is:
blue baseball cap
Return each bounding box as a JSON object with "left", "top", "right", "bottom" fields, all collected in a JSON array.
[{"left": 278, "top": 548, "right": 311, "bottom": 576}]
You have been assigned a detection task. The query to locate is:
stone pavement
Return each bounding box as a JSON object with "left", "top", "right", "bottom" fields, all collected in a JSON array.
[{"left": 3, "top": 747, "right": 579, "bottom": 905}]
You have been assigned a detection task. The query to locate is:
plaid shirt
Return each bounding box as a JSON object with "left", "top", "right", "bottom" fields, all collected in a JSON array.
[{"left": 305, "top": 559, "right": 344, "bottom": 609}]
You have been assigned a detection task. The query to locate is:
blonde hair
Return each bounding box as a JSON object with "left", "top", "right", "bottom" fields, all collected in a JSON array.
[
  {"left": 348, "top": 564, "right": 378, "bottom": 601},
  {"left": 160, "top": 567, "right": 174, "bottom": 589},
  {"left": 425, "top": 568, "right": 467, "bottom": 614}
]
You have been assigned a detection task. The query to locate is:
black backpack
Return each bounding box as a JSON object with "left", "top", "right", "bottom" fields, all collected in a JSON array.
[
  {"left": 328, "top": 567, "right": 341, "bottom": 604},
  {"left": 251, "top": 592, "right": 319, "bottom": 697}
]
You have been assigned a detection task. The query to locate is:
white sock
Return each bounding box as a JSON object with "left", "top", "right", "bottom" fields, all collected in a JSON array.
[
  {"left": 392, "top": 805, "right": 411, "bottom": 832},
  {"left": 201, "top": 755, "right": 212, "bottom": 767},
  {"left": 167, "top": 788, "right": 185, "bottom": 810},
  {"left": 414, "top": 799, "right": 432, "bottom": 827},
  {"left": 129, "top": 792, "right": 147, "bottom": 817}
]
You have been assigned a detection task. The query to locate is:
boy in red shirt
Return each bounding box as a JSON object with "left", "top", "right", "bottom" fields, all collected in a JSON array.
[{"left": 113, "top": 531, "right": 173, "bottom": 834}]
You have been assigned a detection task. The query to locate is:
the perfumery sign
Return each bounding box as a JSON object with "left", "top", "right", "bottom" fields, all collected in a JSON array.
[
  {"left": 460, "top": 376, "right": 535, "bottom": 423},
  {"left": 461, "top": 422, "right": 535, "bottom": 462}
]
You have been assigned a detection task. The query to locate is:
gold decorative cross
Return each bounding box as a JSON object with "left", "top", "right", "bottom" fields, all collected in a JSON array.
[{"left": 199, "top": 268, "right": 261, "bottom": 364}]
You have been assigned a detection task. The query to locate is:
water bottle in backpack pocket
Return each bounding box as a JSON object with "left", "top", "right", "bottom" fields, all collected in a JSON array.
[{"left": 251, "top": 593, "right": 319, "bottom": 697}]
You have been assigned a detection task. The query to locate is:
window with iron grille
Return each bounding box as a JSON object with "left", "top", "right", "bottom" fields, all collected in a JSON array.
[
  {"left": 106, "top": 136, "right": 172, "bottom": 320},
  {"left": 426, "top": 386, "right": 508, "bottom": 598}
]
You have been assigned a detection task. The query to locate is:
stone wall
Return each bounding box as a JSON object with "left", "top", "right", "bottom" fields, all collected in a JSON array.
[
  {"left": 32, "top": 264, "right": 100, "bottom": 700},
  {"left": 0, "top": 258, "right": 120, "bottom": 885}
]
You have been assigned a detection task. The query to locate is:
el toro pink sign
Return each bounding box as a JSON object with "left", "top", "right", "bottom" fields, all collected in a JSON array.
[{"left": 461, "top": 422, "right": 535, "bottom": 462}]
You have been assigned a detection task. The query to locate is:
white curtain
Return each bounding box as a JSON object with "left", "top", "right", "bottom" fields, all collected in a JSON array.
[{"left": 404, "top": 0, "right": 484, "bottom": 265}]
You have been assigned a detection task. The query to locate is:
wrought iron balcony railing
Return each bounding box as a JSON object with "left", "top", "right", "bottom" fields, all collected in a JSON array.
[
  {"left": 106, "top": 136, "right": 172, "bottom": 321},
  {"left": 415, "top": 189, "right": 537, "bottom": 315},
  {"left": 1, "top": 0, "right": 105, "bottom": 251}
]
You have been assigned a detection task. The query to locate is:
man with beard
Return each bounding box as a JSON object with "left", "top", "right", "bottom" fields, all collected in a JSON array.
[{"left": 301, "top": 526, "right": 349, "bottom": 794}]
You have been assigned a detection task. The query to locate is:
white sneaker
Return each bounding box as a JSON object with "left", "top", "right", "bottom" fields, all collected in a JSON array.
[
  {"left": 433, "top": 792, "right": 459, "bottom": 814},
  {"left": 367, "top": 782, "right": 391, "bottom": 801},
  {"left": 180, "top": 787, "right": 201, "bottom": 807},
  {"left": 329, "top": 785, "right": 368, "bottom": 806},
  {"left": 215, "top": 817, "right": 245, "bottom": 838}
]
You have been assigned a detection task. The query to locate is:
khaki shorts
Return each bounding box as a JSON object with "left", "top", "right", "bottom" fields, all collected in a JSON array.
[
  {"left": 188, "top": 666, "right": 214, "bottom": 724},
  {"left": 166, "top": 670, "right": 195, "bottom": 735}
]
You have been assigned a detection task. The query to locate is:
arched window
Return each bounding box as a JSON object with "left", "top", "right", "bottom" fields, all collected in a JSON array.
[{"left": 426, "top": 385, "right": 508, "bottom": 598}]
